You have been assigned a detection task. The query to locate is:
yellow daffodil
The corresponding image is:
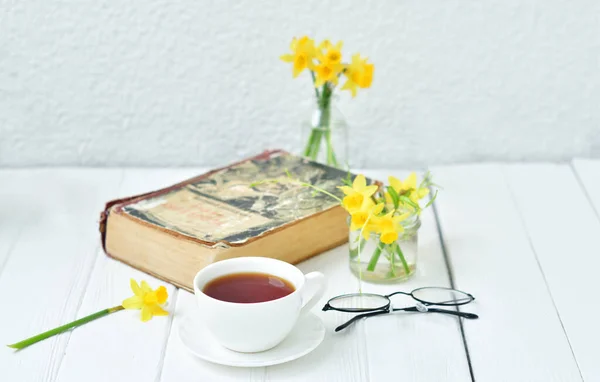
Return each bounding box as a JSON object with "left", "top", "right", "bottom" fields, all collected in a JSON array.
[
  {"left": 341, "top": 54, "right": 374, "bottom": 97},
  {"left": 410, "top": 186, "right": 430, "bottom": 203},
  {"left": 280, "top": 36, "right": 317, "bottom": 77},
  {"left": 386, "top": 173, "right": 430, "bottom": 207},
  {"left": 350, "top": 202, "right": 384, "bottom": 233},
  {"left": 314, "top": 62, "right": 344, "bottom": 87},
  {"left": 123, "top": 279, "right": 169, "bottom": 322},
  {"left": 374, "top": 211, "right": 411, "bottom": 244},
  {"left": 318, "top": 40, "right": 343, "bottom": 64},
  {"left": 8, "top": 279, "right": 170, "bottom": 350},
  {"left": 313, "top": 40, "right": 344, "bottom": 86},
  {"left": 339, "top": 174, "right": 379, "bottom": 213},
  {"left": 389, "top": 173, "right": 417, "bottom": 194}
]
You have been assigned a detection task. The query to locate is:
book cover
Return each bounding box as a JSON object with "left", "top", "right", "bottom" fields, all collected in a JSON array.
[{"left": 118, "top": 151, "right": 348, "bottom": 246}]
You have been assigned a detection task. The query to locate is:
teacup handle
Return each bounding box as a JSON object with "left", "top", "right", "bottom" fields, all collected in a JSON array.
[{"left": 299, "top": 272, "right": 326, "bottom": 316}]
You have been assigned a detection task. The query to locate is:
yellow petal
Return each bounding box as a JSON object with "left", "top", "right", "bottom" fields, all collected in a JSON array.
[
  {"left": 405, "top": 173, "right": 417, "bottom": 189},
  {"left": 341, "top": 78, "right": 358, "bottom": 97},
  {"left": 280, "top": 54, "right": 294, "bottom": 63},
  {"left": 144, "top": 291, "right": 158, "bottom": 305},
  {"left": 140, "top": 281, "right": 152, "bottom": 293},
  {"left": 372, "top": 203, "right": 385, "bottom": 215},
  {"left": 380, "top": 230, "right": 398, "bottom": 244},
  {"left": 384, "top": 192, "right": 393, "bottom": 205},
  {"left": 122, "top": 296, "right": 144, "bottom": 310},
  {"left": 351, "top": 211, "right": 369, "bottom": 227},
  {"left": 361, "top": 185, "right": 378, "bottom": 197},
  {"left": 342, "top": 194, "right": 364, "bottom": 212},
  {"left": 151, "top": 305, "right": 169, "bottom": 316},
  {"left": 352, "top": 174, "right": 367, "bottom": 191},
  {"left": 130, "top": 279, "right": 142, "bottom": 297},
  {"left": 338, "top": 186, "right": 355, "bottom": 196},
  {"left": 350, "top": 220, "right": 362, "bottom": 231},
  {"left": 388, "top": 176, "right": 403, "bottom": 192},
  {"left": 156, "top": 286, "right": 168, "bottom": 304},
  {"left": 141, "top": 305, "right": 152, "bottom": 322},
  {"left": 394, "top": 212, "right": 411, "bottom": 222}
]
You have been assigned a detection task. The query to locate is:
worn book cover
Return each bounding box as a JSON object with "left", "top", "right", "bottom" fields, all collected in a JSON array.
[{"left": 100, "top": 150, "right": 369, "bottom": 290}]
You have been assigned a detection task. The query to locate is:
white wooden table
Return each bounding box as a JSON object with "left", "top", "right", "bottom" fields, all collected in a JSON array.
[{"left": 2, "top": 161, "right": 600, "bottom": 382}]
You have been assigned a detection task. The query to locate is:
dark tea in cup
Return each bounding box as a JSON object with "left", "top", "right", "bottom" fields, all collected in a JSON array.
[{"left": 203, "top": 272, "right": 295, "bottom": 303}]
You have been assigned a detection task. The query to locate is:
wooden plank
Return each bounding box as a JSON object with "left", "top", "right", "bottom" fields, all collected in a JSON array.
[
  {"left": 55, "top": 168, "right": 206, "bottom": 382},
  {"left": 0, "top": 169, "right": 123, "bottom": 382},
  {"left": 431, "top": 164, "right": 582, "bottom": 382},
  {"left": 507, "top": 163, "right": 600, "bottom": 381},
  {"left": 0, "top": 171, "right": 31, "bottom": 276},
  {"left": 573, "top": 159, "right": 600, "bottom": 216},
  {"left": 159, "top": 170, "right": 470, "bottom": 382}
]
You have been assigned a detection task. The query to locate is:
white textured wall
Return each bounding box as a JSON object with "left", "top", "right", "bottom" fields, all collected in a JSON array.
[{"left": 1, "top": 0, "right": 599, "bottom": 168}]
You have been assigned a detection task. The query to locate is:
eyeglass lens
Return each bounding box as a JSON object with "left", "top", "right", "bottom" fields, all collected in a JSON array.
[
  {"left": 411, "top": 287, "right": 472, "bottom": 305},
  {"left": 327, "top": 293, "right": 389, "bottom": 312}
]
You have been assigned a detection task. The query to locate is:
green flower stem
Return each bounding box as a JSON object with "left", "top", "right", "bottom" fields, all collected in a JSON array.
[
  {"left": 304, "top": 82, "right": 335, "bottom": 164},
  {"left": 310, "top": 70, "right": 320, "bottom": 99},
  {"left": 393, "top": 243, "right": 411, "bottom": 276},
  {"left": 7, "top": 305, "right": 124, "bottom": 350},
  {"left": 325, "top": 129, "right": 339, "bottom": 167},
  {"left": 349, "top": 238, "right": 367, "bottom": 258},
  {"left": 389, "top": 244, "right": 397, "bottom": 277},
  {"left": 297, "top": 181, "right": 342, "bottom": 202},
  {"left": 366, "top": 243, "right": 384, "bottom": 272},
  {"left": 303, "top": 128, "right": 319, "bottom": 158}
]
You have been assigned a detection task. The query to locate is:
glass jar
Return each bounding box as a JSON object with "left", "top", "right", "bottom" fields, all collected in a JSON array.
[
  {"left": 349, "top": 214, "right": 420, "bottom": 283},
  {"left": 300, "top": 94, "right": 349, "bottom": 170}
]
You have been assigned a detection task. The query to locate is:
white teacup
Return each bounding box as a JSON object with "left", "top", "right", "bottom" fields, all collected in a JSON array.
[{"left": 193, "top": 257, "right": 326, "bottom": 353}]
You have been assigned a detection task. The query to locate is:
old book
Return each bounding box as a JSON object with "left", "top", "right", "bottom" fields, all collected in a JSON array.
[{"left": 99, "top": 150, "right": 365, "bottom": 292}]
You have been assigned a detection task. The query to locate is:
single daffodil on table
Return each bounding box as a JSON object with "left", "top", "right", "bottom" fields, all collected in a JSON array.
[
  {"left": 7, "top": 279, "right": 169, "bottom": 350},
  {"left": 123, "top": 279, "right": 169, "bottom": 322}
]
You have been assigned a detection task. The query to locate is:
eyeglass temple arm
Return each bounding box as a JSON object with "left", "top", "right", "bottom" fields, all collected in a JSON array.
[
  {"left": 396, "top": 306, "right": 479, "bottom": 319},
  {"left": 335, "top": 310, "right": 388, "bottom": 332}
]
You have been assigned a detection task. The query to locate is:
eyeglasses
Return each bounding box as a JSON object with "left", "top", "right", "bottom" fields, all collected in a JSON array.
[{"left": 322, "top": 286, "right": 478, "bottom": 332}]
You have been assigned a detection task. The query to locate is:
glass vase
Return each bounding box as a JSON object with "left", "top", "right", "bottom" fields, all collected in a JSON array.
[
  {"left": 349, "top": 215, "right": 420, "bottom": 283},
  {"left": 301, "top": 90, "right": 348, "bottom": 170}
]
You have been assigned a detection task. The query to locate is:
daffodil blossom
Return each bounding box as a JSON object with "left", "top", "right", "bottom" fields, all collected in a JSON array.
[{"left": 122, "top": 279, "right": 169, "bottom": 322}]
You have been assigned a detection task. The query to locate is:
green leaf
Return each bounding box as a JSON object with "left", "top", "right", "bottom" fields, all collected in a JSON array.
[
  {"left": 399, "top": 195, "right": 420, "bottom": 211},
  {"left": 424, "top": 189, "right": 438, "bottom": 208},
  {"left": 341, "top": 171, "right": 353, "bottom": 187},
  {"left": 387, "top": 186, "right": 400, "bottom": 209}
]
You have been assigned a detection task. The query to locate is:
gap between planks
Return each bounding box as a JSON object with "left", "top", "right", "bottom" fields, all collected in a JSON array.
[
  {"left": 501, "top": 165, "right": 584, "bottom": 381},
  {"left": 431, "top": 200, "right": 476, "bottom": 382}
]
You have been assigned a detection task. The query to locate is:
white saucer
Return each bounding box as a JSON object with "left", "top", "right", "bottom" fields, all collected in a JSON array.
[{"left": 178, "top": 312, "right": 326, "bottom": 367}]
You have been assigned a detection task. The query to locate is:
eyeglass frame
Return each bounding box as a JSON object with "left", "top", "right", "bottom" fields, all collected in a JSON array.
[{"left": 322, "top": 286, "right": 478, "bottom": 332}]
